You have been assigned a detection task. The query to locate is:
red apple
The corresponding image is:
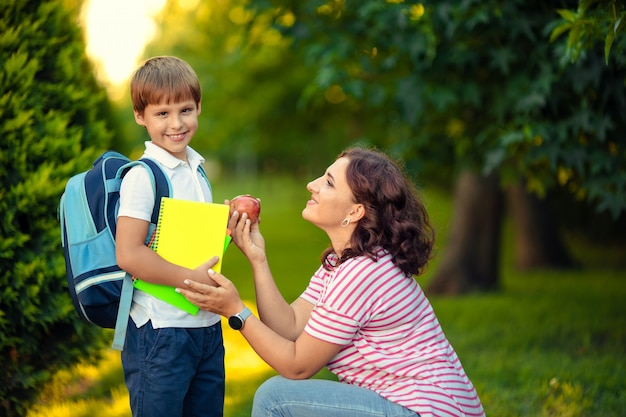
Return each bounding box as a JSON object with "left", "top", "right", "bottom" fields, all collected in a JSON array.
[{"left": 229, "top": 194, "right": 261, "bottom": 223}]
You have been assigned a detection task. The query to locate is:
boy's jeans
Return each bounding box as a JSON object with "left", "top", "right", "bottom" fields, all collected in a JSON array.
[
  {"left": 122, "top": 320, "right": 225, "bottom": 417},
  {"left": 252, "top": 375, "right": 419, "bottom": 417}
]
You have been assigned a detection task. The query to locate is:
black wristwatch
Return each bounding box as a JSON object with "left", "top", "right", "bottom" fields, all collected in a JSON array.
[{"left": 228, "top": 307, "right": 252, "bottom": 330}]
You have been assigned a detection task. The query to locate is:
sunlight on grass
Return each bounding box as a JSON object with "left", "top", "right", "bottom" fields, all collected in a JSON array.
[
  {"left": 221, "top": 302, "right": 274, "bottom": 412},
  {"left": 540, "top": 377, "right": 591, "bottom": 417},
  {"left": 28, "top": 383, "right": 130, "bottom": 417},
  {"left": 29, "top": 300, "right": 271, "bottom": 417},
  {"left": 221, "top": 302, "right": 272, "bottom": 379}
]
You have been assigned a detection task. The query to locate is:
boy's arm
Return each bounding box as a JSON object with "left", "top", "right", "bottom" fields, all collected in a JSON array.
[{"left": 115, "top": 215, "right": 218, "bottom": 287}]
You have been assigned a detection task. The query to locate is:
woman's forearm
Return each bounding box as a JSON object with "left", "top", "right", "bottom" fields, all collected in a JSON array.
[{"left": 250, "top": 259, "right": 305, "bottom": 341}]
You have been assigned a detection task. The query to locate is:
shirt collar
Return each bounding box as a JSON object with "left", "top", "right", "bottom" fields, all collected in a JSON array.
[{"left": 144, "top": 141, "right": 205, "bottom": 171}]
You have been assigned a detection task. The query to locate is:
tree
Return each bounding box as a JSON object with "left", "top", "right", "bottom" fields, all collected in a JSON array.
[
  {"left": 550, "top": 0, "right": 626, "bottom": 65},
  {"left": 243, "top": 0, "right": 626, "bottom": 293},
  {"left": 0, "top": 0, "right": 115, "bottom": 414},
  {"left": 113, "top": 0, "right": 361, "bottom": 180}
]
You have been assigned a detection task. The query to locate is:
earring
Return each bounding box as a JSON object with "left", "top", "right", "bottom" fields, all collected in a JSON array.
[{"left": 341, "top": 218, "right": 350, "bottom": 227}]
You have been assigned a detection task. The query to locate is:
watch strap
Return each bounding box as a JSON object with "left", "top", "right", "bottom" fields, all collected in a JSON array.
[{"left": 237, "top": 306, "right": 253, "bottom": 321}]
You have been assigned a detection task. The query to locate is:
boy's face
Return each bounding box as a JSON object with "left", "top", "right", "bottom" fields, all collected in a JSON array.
[{"left": 134, "top": 98, "right": 201, "bottom": 161}]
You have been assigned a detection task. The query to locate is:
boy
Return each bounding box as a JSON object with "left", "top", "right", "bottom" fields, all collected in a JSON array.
[{"left": 115, "top": 56, "right": 224, "bottom": 417}]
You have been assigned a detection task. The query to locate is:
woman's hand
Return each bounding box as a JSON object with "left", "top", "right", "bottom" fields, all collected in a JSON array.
[
  {"left": 227, "top": 205, "right": 267, "bottom": 265},
  {"left": 177, "top": 268, "right": 245, "bottom": 317}
]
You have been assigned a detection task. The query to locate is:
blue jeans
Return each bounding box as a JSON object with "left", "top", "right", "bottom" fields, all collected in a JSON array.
[
  {"left": 122, "top": 320, "right": 225, "bottom": 417},
  {"left": 252, "top": 376, "right": 419, "bottom": 417}
]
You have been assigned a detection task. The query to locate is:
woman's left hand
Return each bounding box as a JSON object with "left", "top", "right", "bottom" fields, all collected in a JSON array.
[{"left": 177, "top": 269, "right": 245, "bottom": 317}]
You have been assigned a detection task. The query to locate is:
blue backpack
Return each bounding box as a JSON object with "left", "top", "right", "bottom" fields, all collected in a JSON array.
[{"left": 59, "top": 151, "right": 172, "bottom": 350}]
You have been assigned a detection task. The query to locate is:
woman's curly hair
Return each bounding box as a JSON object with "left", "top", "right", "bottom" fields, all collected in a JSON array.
[{"left": 322, "top": 147, "right": 435, "bottom": 277}]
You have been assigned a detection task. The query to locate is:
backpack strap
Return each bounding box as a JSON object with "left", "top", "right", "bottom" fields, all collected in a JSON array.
[
  {"left": 111, "top": 273, "right": 134, "bottom": 350},
  {"left": 197, "top": 164, "right": 213, "bottom": 195},
  {"left": 138, "top": 158, "right": 172, "bottom": 224},
  {"left": 110, "top": 158, "right": 171, "bottom": 350}
]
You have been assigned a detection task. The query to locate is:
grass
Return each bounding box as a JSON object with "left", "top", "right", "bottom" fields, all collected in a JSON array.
[
  {"left": 29, "top": 175, "right": 626, "bottom": 417},
  {"left": 433, "top": 269, "right": 625, "bottom": 416}
]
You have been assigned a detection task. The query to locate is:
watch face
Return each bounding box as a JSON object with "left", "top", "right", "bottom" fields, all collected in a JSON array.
[{"left": 229, "top": 315, "right": 243, "bottom": 330}]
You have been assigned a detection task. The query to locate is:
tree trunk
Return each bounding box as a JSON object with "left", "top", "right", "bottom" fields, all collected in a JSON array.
[
  {"left": 427, "top": 171, "right": 503, "bottom": 295},
  {"left": 507, "top": 184, "right": 574, "bottom": 270}
]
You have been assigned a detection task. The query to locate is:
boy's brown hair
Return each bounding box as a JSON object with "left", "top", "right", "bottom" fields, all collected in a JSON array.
[{"left": 130, "top": 56, "right": 201, "bottom": 114}]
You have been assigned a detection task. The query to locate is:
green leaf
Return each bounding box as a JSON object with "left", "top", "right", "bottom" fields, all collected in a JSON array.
[
  {"left": 483, "top": 148, "right": 506, "bottom": 175},
  {"left": 605, "top": 29, "right": 615, "bottom": 64},
  {"left": 567, "top": 20, "right": 583, "bottom": 61},
  {"left": 550, "top": 22, "right": 573, "bottom": 42},
  {"left": 556, "top": 9, "right": 578, "bottom": 23},
  {"left": 577, "top": 0, "right": 596, "bottom": 15}
]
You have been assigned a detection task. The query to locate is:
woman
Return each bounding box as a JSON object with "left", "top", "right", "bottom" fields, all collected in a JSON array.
[{"left": 178, "top": 148, "right": 485, "bottom": 417}]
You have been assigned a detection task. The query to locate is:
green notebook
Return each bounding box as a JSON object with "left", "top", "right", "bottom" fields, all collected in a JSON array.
[{"left": 133, "top": 197, "right": 231, "bottom": 314}]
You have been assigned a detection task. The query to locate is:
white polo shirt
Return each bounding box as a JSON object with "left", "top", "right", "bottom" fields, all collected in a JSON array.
[{"left": 118, "top": 141, "right": 221, "bottom": 329}]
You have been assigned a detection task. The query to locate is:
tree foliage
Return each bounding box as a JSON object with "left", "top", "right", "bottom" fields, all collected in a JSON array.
[
  {"left": 246, "top": 0, "right": 626, "bottom": 219},
  {"left": 0, "top": 0, "right": 113, "bottom": 414},
  {"left": 115, "top": 0, "right": 361, "bottom": 179},
  {"left": 550, "top": 0, "right": 626, "bottom": 64}
]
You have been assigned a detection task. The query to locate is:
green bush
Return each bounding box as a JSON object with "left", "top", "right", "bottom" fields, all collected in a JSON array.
[{"left": 0, "top": 1, "right": 116, "bottom": 415}]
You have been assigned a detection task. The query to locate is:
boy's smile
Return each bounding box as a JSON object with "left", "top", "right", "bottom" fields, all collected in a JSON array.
[{"left": 134, "top": 98, "right": 201, "bottom": 161}]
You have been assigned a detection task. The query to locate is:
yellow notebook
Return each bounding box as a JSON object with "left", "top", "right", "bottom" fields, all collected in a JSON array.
[{"left": 134, "top": 197, "right": 231, "bottom": 315}]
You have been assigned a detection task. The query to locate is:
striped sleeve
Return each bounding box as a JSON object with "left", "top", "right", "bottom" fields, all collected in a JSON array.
[{"left": 305, "top": 303, "right": 360, "bottom": 345}]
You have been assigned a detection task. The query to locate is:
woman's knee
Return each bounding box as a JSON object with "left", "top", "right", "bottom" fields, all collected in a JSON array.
[
  {"left": 252, "top": 376, "right": 286, "bottom": 416},
  {"left": 254, "top": 375, "right": 286, "bottom": 403}
]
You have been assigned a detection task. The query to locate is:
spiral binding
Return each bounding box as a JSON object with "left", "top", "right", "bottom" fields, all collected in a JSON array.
[{"left": 148, "top": 199, "right": 167, "bottom": 251}]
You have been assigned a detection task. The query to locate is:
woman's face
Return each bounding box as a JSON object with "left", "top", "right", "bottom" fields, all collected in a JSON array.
[{"left": 302, "top": 157, "right": 358, "bottom": 231}]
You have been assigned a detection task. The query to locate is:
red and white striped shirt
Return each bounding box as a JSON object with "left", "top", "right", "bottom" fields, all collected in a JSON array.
[{"left": 301, "top": 249, "right": 485, "bottom": 417}]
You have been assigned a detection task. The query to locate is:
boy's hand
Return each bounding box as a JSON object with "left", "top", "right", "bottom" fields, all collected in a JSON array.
[{"left": 192, "top": 256, "right": 221, "bottom": 286}]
